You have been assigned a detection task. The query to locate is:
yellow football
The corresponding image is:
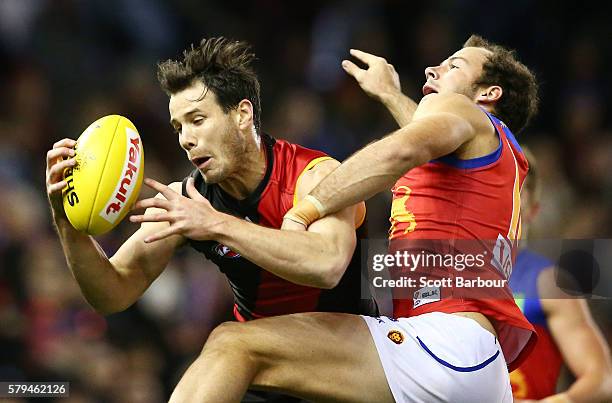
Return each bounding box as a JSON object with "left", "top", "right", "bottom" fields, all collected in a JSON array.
[{"left": 62, "top": 115, "right": 144, "bottom": 235}]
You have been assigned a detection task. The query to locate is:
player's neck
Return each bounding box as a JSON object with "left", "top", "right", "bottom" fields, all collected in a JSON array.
[{"left": 219, "top": 133, "right": 266, "bottom": 200}]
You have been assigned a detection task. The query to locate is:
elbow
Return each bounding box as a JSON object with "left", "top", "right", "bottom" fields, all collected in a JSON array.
[
  {"left": 391, "top": 141, "right": 429, "bottom": 171},
  {"left": 390, "top": 142, "right": 415, "bottom": 167},
  {"left": 317, "top": 273, "right": 342, "bottom": 290},
  {"left": 317, "top": 258, "right": 348, "bottom": 290},
  {"left": 576, "top": 366, "right": 612, "bottom": 401},
  {"left": 86, "top": 297, "right": 131, "bottom": 316}
]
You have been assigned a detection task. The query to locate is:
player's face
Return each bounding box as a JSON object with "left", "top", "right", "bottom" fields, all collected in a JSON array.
[
  {"left": 422, "top": 47, "right": 492, "bottom": 99},
  {"left": 169, "top": 81, "right": 246, "bottom": 184}
]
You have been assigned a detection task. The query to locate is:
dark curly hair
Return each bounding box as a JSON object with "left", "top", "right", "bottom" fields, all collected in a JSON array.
[
  {"left": 157, "top": 37, "right": 261, "bottom": 132},
  {"left": 464, "top": 35, "right": 539, "bottom": 134}
]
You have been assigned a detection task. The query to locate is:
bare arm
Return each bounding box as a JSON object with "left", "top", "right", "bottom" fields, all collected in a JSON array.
[
  {"left": 285, "top": 93, "right": 490, "bottom": 225},
  {"left": 46, "top": 140, "right": 184, "bottom": 314},
  {"left": 342, "top": 49, "right": 417, "bottom": 127},
  {"left": 215, "top": 160, "right": 362, "bottom": 288},
  {"left": 131, "top": 160, "right": 364, "bottom": 289},
  {"left": 538, "top": 269, "right": 612, "bottom": 403},
  {"left": 55, "top": 187, "right": 184, "bottom": 314}
]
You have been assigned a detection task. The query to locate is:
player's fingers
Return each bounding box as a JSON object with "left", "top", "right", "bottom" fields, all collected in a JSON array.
[
  {"left": 48, "top": 158, "right": 76, "bottom": 181},
  {"left": 46, "top": 147, "right": 76, "bottom": 168},
  {"left": 341, "top": 60, "right": 364, "bottom": 80},
  {"left": 185, "top": 177, "right": 205, "bottom": 200},
  {"left": 143, "top": 224, "right": 181, "bottom": 243},
  {"left": 349, "top": 49, "right": 384, "bottom": 65},
  {"left": 133, "top": 197, "right": 172, "bottom": 211},
  {"left": 129, "top": 212, "right": 172, "bottom": 224},
  {"left": 47, "top": 180, "right": 67, "bottom": 195},
  {"left": 52, "top": 138, "right": 77, "bottom": 149},
  {"left": 143, "top": 178, "right": 178, "bottom": 200}
]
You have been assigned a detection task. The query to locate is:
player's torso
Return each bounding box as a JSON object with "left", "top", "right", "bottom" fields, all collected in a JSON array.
[
  {"left": 389, "top": 114, "right": 525, "bottom": 243},
  {"left": 183, "top": 134, "right": 377, "bottom": 321},
  {"left": 510, "top": 249, "right": 563, "bottom": 399},
  {"left": 387, "top": 112, "right": 535, "bottom": 370}
]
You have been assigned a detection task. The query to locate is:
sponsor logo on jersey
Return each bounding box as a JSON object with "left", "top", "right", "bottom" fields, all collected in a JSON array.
[
  {"left": 213, "top": 243, "right": 241, "bottom": 258},
  {"left": 413, "top": 286, "right": 441, "bottom": 309},
  {"left": 387, "top": 330, "right": 405, "bottom": 344}
]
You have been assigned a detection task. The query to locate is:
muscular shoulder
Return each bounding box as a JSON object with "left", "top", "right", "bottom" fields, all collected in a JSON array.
[
  {"left": 295, "top": 159, "right": 340, "bottom": 200},
  {"left": 414, "top": 93, "right": 492, "bottom": 134}
]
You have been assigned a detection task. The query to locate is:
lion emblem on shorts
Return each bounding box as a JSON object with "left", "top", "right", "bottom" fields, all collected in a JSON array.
[{"left": 387, "top": 330, "right": 404, "bottom": 344}]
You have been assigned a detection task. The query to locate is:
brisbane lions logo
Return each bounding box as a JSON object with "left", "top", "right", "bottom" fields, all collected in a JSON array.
[
  {"left": 213, "top": 243, "right": 241, "bottom": 258},
  {"left": 387, "top": 330, "right": 405, "bottom": 345}
]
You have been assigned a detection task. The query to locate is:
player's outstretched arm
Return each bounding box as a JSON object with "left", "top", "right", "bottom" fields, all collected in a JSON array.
[
  {"left": 342, "top": 49, "right": 417, "bottom": 127},
  {"left": 130, "top": 161, "right": 362, "bottom": 289},
  {"left": 538, "top": 269, "right": 612, "bottom": 403},
  {"left": 285, "top": 92, "right": 489, "bottom": 227},
  {"left": 47, "top": 142, "right": 184, "bottom": 315}
]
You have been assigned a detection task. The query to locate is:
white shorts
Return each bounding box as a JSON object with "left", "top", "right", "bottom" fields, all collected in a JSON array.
[{"left": 362, "top": 312, "right": 512, "bottom": 403}]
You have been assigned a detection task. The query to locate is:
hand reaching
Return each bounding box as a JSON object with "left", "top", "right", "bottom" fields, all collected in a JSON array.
[
  {"left": 130, "top": 177, "right": 227, "bottom": 243},
  {"left": 342, "top": 49, "right": 401, "bottom": 102}
]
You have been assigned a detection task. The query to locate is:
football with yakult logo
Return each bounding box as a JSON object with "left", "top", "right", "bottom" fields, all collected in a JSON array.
[{"left": 62, "top": 115, "right": 144, "bottom": 235}]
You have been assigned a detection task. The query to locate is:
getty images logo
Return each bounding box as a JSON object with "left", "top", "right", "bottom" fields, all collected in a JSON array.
[{"left": 99, "top": 128, "right": 141, "bottom": 223}]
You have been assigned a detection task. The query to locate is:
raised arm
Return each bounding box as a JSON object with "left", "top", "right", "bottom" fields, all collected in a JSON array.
[
  {"left": 342, "top": 49, "right": 417, "bottom": 127},
  {"left": 538, "top": 269, "right": 612, "bottom": 403},
  {"left": 131, "top": 160, "right": 364, "bottom": 289},
  {"left": 284, "top": 92, "right": 491, "bottom": 227},
  {"left": 47, "top": 138, "right": 184, "bottom": 314}
]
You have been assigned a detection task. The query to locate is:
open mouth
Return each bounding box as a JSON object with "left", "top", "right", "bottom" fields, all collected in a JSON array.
[
  {"left": 422, "top": 84, "right": 438, "bottom": 96},
  {"left": 191, "top": 156, "right": 211, "bottom": 168}
]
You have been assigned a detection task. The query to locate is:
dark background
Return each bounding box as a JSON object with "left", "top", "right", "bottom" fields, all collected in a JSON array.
[{"left": 0, "top": 1, "right": 611, "bottom": 401}]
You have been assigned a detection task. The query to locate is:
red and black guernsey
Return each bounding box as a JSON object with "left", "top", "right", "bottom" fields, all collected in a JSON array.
[{"left": 181, "top": 133, "right": 377, "bottom": 321}]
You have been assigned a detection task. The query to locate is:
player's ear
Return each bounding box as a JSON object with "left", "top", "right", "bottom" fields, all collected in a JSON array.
[
  {"left": 521, "top": 197, "right": 540, "bottom": 225},
  {"left": 475, "top": 85, "right": 502, "bottom": 105},
  {"left": 529, "top": 201, "right": 541, "bottom": 222},
  {"left": 235, "top": 99, "right": 254, "bottom": 130}
]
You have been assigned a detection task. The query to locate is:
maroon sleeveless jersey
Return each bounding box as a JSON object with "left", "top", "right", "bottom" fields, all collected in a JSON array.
[{"left": 182, "top": 133, "right": 377, "bottom": 321}]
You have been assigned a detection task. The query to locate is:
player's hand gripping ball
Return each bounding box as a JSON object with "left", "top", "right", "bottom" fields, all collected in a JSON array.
[{"left": 62, "top": 115, "right": 144, "bottom": 235}]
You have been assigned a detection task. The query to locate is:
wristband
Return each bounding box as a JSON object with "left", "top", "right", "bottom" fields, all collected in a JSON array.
[{"left": 284, "top": 196, "right": 324, "bottom": 227}]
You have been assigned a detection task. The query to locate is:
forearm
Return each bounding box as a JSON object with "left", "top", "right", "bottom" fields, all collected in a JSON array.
[
  {"left": 53, "top": 215, "right": 141, "bottom": 313},
  {"left": 310, "top": 125, "right": 427, "bottom": 217},
  {"left": 215, "top": 215, "right": 350, "bottom": 289},
  {"left": 543, "top": 295, "right": 612, "bottom": 403},
  {"left": 300, "top": 110, "right": 471, "bottom": 220},
  {"left": 380, "top": 92, "right": 418, "bottom": 127},
  {"left": 562, "top": 369, "right": 612, "bottom": 403},
  {"left": 538, "top": 393, "right": 572, "bottom": 403}
]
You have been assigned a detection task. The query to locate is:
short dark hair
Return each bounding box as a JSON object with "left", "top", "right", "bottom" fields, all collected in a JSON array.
[
  {"left": 157, "top": 37, "right": 261, "bottom": 132},
  {"left": 464, "top": 35, "right": 539, "bottom": 134}
]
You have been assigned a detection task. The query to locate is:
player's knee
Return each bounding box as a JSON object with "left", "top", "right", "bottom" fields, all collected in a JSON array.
[
  {"left": 203, "top": 322, "right": 253, "bottom": 356},
  {"left": 203, "top": 321, "right": 275, "bottom": 369}
]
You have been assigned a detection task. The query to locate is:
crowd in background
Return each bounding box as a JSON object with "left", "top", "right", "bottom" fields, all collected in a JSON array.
[{"left": 0, "top": 1, "right": 611, "bottom": 401}]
